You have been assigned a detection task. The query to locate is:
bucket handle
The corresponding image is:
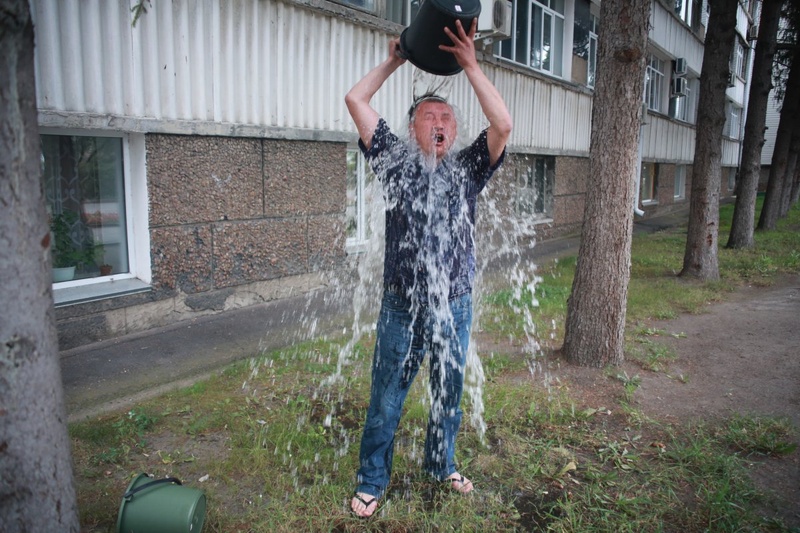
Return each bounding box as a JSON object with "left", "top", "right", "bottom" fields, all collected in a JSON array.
[{"left": 123, "top": 475, "right": 183, "bottom": 501}]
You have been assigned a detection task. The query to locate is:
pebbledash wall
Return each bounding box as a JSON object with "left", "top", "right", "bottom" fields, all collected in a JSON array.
[{"left": 55, "top": 135, "right": 348, "bottom": 350}]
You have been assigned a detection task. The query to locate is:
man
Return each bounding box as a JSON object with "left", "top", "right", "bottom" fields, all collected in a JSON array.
[{"left": 345, "top": 18, "right": 512, "bottom": 518}]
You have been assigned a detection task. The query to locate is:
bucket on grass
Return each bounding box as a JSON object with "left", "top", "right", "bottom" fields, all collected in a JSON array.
[
  {"left": 116, "top": 473, "right": 206, "bottom": 533},
  {"left": 399, "top": 0, "right": 481, "bottom": 76}
]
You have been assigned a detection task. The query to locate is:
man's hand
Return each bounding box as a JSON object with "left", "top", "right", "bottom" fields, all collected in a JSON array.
[{"left": 440, "top": 19, "right": 479, "bottom": 71}]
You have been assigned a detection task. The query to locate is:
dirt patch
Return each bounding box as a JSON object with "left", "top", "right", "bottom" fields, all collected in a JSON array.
[{"left": 527, "top": 274, "right": 800, "bottom": 528}]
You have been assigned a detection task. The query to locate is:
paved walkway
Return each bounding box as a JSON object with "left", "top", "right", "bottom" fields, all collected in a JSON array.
[{"left": 61, "top": 209, "right": 691, "bottom": 421}]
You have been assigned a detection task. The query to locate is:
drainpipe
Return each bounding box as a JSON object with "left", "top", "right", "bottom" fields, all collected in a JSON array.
[{"left": 634, "top": 103, "right": 646, "bottom": 216}]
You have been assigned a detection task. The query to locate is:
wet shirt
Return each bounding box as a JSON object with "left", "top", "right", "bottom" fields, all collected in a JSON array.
[{"left": 359, "top": 118, "right": 505, "bottom": 301}]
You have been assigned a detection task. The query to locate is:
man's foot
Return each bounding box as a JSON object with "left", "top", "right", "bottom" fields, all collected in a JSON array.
[
  {"left": 351, "top": 492, "right": 378, "bottom": 518},
  {"left": 445, "top": 473, "right": 474, "bottom": 494}
]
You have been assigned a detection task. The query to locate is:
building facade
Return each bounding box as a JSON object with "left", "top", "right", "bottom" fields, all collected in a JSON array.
[{"left": 32, "top": 0, "right": 755, "bottom": 349}]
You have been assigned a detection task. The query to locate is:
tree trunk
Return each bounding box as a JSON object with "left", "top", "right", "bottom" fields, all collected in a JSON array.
[
  {"left": 680, "top": 0, "right": 739, "bottom": 280},
  {"left": 0, "top": 1, "right": 79, "bottom": 531},
  {"left": 563, "top": 0, "right": 651, "bottom": 368},
  {"left": 727, "top": 0, "right": 782, "bottom": 249},
  {"left": 779, "top": 129, "right": 799, "bottom": 216},
  {"left": 758, "top": 43, "right": 800, "bottom": 230}
]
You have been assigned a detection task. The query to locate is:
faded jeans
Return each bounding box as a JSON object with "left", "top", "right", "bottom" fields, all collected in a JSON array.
[{"left": 355, "top": 290, "right": 473, "bottom": 499}]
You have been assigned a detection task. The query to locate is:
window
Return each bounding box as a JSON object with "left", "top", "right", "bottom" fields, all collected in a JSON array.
[
  {"left": 727, "top": 168, "right": 737, "bottom": 192},
  {"left": 498, "top": 0, "right": 565, "bottom": 77},
  {"left": 723, "top": 102, "right": 742, "bottom": 138},
  {"left": 675, "top": 0, "right": 693, "bottom": 26},
  {"left": 43, "top": 134, "right": 129, "bottom": 283},
  {"left": 640, "top": 162, "right": 659, "bottom": 204},
  {"left": 573, "top": 0, "right": 598, "bottom": 88},
  {"left": 346, "top": 148, "right": 374, "bottom": 248},
  {"left": 644, "top": 55, "right": 665, "bottom": 113},
  {"left": 515, "top": 155, "right": 554, "bottom": 219},
  {"left": 335, "top": 0, "right": 375, "bottom": 13},
  {"left": 732, "top": 39, "right": 746, "bottom": 80},
  {"left": 674, "top": 165, "right": 686, "bottom": 200},
  {"left": 385, "top": 0, "right": 420, "bottom": 25},
  {"left": 669, "top": 77, "right": 695, "bottom": 122}
]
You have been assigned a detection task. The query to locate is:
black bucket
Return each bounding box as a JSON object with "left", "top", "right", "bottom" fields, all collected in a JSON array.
[{"left": 399, "top": 0, "right": 482, "bottom": 76}]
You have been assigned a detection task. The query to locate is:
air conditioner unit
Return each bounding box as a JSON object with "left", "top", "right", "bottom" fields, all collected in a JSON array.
[
  {"left": 747, "top": 24, "right": 758, "bottom": 41},
  {"left": 674, "top": 58, "right": 687, "bottom": 77},
  {"left": 477, "top": 0, "right": 512, "bottom": 41},
  {"left": 672, "top": 77, "right": 688, "bottom": 97}
]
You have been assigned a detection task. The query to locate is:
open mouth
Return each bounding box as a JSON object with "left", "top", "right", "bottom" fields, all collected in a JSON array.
[{"left": 434, "top": 133, "right": 445, "bottom": 144}]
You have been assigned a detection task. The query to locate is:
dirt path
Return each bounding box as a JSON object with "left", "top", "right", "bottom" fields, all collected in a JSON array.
[{"left": 531, "top": 274, "right": 800, "bottom": 527}]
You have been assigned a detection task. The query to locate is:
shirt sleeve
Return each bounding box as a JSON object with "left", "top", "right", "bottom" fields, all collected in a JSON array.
[{"left": 461, "top": 129, "right": 506, "bottom": 195}]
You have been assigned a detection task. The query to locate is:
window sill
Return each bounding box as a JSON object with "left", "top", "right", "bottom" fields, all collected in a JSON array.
[{"left": 54, "top": 278, "right": 151, "bottom": 307}]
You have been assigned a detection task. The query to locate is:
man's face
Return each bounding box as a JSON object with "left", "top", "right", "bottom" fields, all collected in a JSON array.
[{"left": 410, "top": 100, "right": 457, "bottom": 160}]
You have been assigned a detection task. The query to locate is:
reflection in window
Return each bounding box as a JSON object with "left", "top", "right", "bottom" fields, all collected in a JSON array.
[
  {"left": 573, "top": 0, "right": 598, "bottom": 88},
  {"left": 515, "top": 155, "right": 554, "bottom": 219},
  {"left": 42, "top": 135, "right": 129, "bottom": 282},
  {"left": 644, "top": 55, "right": 665, "bottom": 112},
  {"left": 674, "top": 165, "right": 686, "bottom": 200}
]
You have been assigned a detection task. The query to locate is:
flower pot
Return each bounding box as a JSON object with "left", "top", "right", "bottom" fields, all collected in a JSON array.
[
  {"left": 52, "top": 266, "right": 76, "bottom": 282},
  {"left": 100, "top": 264, "right": 113, "bottom": 276}
]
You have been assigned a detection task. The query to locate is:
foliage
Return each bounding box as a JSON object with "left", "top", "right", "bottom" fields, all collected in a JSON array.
[{"left": 50, "top": 211, "right": 102, "bottom": 269}]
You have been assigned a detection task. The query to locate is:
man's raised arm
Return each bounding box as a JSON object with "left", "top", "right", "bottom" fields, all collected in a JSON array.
[
  {"left": 441, "top": 19, "right": 513, "bottom": 166},
  {"left": 345, "top": 39, "right": 407, "bottom": 150}
]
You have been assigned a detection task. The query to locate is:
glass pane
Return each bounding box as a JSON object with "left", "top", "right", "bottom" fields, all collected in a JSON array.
[
  {"left": 346, "top": 150, "right": 358, "bottom": 240},
  {"left": 531, "top": 5, "right": 543, "bottom": 69},
  {"left": 43, "top": 135, "right": 128, "bottom": 282},
  {"left": 512, "top": 0, "right": 528, "bottom": 63},
  {"left": 553, "top": 16, "right": 563, "bottom": 76}
]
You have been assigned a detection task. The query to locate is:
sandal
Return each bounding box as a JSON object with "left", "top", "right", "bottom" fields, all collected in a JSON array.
[
  {"left": 444, "top": 473, "right": 474, "bottom": 494},
  {"left": 351, "top": 491, "right": 379, "bottom": 518}
]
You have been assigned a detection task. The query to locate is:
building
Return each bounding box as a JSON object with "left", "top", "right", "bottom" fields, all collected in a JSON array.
[{"left": 31, "top": 0, "right": 756, "bottom": 349}]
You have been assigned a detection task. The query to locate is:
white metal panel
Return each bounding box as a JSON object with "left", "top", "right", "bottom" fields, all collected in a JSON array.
[
  {"left": 761, "top": 94, "right": 781, "bottom": 165},
  {"left": 648, "top": 1, "right": 703, "bottom": 75},
  {"left": 31, "top": 0, "right": 591, "bottom": 154},
  {"left": 641, "top": 115, "right": 695, "bottom": 162}
]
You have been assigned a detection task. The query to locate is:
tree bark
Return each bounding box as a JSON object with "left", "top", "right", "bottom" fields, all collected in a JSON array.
[
  {"left": 758, "top": 43, "right": 800, "bottom": 229},
  {"left": 563, "top": 0, "right": 651, "bottom": 368},
  {"left": 0, "top": 1, "right": 79, "bottom": 530},
  {"left": 778, "top": 129, "right": 799, "bottom": 216},
  {"left": 727, "top": 0, "right": 782, "bottom": 249},
  {"left": 680, "top": 0, "right": 739, "bottom": 280}
]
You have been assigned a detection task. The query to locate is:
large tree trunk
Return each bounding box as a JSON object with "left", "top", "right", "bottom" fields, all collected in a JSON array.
[
  {"left": 680, "top": 0, "right": 739, "bottom": 280},
  {"left": 0, "top": 1, "right": 79, "bottom": 531},
  {"left": 563, "top": 0, "right": 650, "bottom": 368},
  {"left": 759, "top": 43, "right": 800, "bottom": 229},
  {"left": 727, "top": 0, "right": 782, "bottom": 249}
]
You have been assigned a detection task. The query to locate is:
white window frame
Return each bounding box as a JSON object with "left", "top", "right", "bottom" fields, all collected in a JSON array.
[
  {"left": 674, "top": 165, "right": 686, "bottom": 200},
  {"left": 641, "top": 162, "right": 659, "bottom": 205},
  {"left": 515, "top": 155, "right": 555, "bottom": 220},
  {"left": 724, "top": 102, "right": 742, "bottom": 138},
  {"left": 588, "top": 16, "right": 598, "bottom": 88},
  {"left": 346, "top": 148, "right": 372, "bottom": 251},
  {"left": 499, "top": 0, "right": 565, "bottom": 78},
  {"left": 644, "top": 54, "right": 665, "bottom": 113},
  {"left": 733, "top": 38, "right": 746, "bottom": 80},
  {"left": 43, "top": 128, "right": 151, "bottom": 303},
  {"left": 675, "top": 0, "right": 693, "bottom": 26}
]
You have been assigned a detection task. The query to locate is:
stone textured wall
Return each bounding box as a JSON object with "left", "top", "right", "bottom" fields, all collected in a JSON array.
[{"left": 56, "top": 134, "right": 347, "bottom": 350}]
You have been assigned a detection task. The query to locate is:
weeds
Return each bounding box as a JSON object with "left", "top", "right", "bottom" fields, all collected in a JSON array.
[{"left": 68, "top": 201, "right": 800, "bottom": 531}]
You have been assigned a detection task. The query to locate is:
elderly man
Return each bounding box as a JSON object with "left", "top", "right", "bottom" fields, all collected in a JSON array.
[{"left": 345, "top": 18, "right": 512, "bottom": 518}]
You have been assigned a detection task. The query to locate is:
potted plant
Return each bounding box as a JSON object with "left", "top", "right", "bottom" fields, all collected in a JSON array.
[{"left": 50, "top": 211, "right": 101, "bottom": 282}]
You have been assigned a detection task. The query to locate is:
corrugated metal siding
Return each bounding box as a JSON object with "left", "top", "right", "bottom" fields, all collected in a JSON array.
[
  {"left": 761, "top": 94, "right": 781, "bottom": 165},
  {"left": 31, "top": 0, "right": 591, "bottom": 154},
  {"left": 649, "top": 1, "right": 703, "bottom": 75},
  {"left": 641, "top": 114, "right": 695, "bottom": 162}
]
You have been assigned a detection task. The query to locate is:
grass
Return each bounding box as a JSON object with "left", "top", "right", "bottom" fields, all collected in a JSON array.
[{"left": 70, "top": 200, "right": 800, "bottom": 532}]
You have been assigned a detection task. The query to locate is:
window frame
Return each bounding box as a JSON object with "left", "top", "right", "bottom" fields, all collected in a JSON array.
[
  {"left": 498, "top": 0, "right": 566, "bottom": 78},
  {"left": 644, "top": 54, "right": 666, "bottom": 113},
  {"left": 42, "top": 128, "right": 151, "bottom": 300},
  {"left": 640, "top": 162, "right": 659, "bottom": 205},
  {"left": 345, "top": 147, "right": 373, "bottom": 251},
  {"left": 674, "top": 164, "right": 686, "bottom": 200},
  {"left": 514, "top": 154, "right": 555, "bottom": 220}
]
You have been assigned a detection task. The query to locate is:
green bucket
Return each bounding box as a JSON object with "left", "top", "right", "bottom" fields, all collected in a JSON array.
[{"left": 116, "top": 473, "right": 206, "bottom": 533}]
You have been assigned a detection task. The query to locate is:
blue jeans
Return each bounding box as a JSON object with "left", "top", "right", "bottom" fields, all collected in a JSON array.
[{"left": 355, "top": 290, "right": 473, "bottom": 498}]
